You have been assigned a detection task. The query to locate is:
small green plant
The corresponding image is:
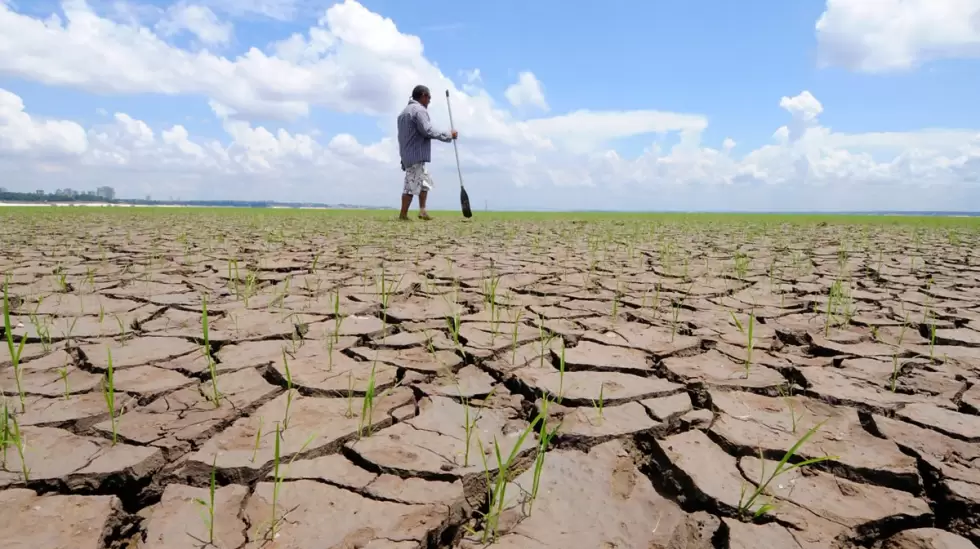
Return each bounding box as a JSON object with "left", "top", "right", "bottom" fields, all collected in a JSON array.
[
  {"left": 58, "top": 365, "right": 71, "bottom": 400},
  {"left": 288, "top": 328, "right": 302, "bottom": 354},
  {"left": 947, "top": 229, "right": 960, "bottom": 246},
  {"left": 461, "top": 396, "right": 478, "bottom": 468},
  {"left": 202, "top": 294, "right": 220, "bottom": 407},
  {"left": 824, "top": 282, "right": 837, "bottom": 336},
  {"left": 736, "top": 421, "right": 836, "bottom": 519},
  {"left": 228, "top": 259, "right": 240, "bottom": 298},
  {"left": 733, "top": 250, "right": 749, "bottom": 280},
  {"left": 610, "top": 283, "right": 620, "bottom": 320},
  {"left": 482, "top": 268, "right": 501, "bottom": 324},
  {"left": 262, "top": 425, "right": 316, "bottom": 540},
  {"left": 56, "top": 271, "right": 69, "bottom": 293},
  {"left": 527, "top": 397, "right": 561, "bottom": 515},
  {"left": 192, "top": 455, "right": 218, "bottom": 545},
  {"left": 281, "top": 349, "right": 294, "bottom": 429},
  {"left": 460, "top": 387, "right": 497, "bottom": 468},
  {"left": 670, "top": 302, "right": 682, "bottom": 342},
  {"left": 3, "top": 280, "right": 27, "bottom": 412},
  {"left": 0, "top": 399, "right": 11, "bottom": 467},
  {"left": 102, "top": 348, "right": 118, "bottom": 445},
  {"left": 732, "top": 310, "right": 755, "bottom": 378},
  {"left": 331, "top": 289, "right": 345, "bottom": 344},
  {"left": 776, "top": 385, "right": 800, "bottom": 433},
  {"left": 824, "top": 279, "right": 855, "bottom": 334},
  {"left": 358, "top": 362, "right": 378, "bottom": 438},
  {"left": 921, "top": 299, "right": 932, "bottom": 325},
  {"left": 265, "top": 422, "right": 284, "bottom": 540},
  {"left": 896, "top": 312, "right": 910, "bottom": 345},
  {"left": 837, "top": 241, "right": 849, "bottom": 272},
  {"left": 478, "top": 423, "right": 537, "bottom": 543},
  {"left": 345, "top": 371, "right": 355, "bottom": 418},
  {"left": 64, "top": 315, "right": 79, "bottom": 342},
  {"left": 730, "top": 310, "right": 742, "bottom": 332},
  {"left": 113, "top": 314, "right": 128, "bottom": 344},
  {"left": 510, "top": 309, "right": 524, "bottom": 364},
  {"left": 591, "top": 382, "right": 605, "bottom": 423},
  {"left": 890, "top": 352, "right": 901, "bottom": 393},
  {"left": 242, "top": 269, "right": 258, "bottom": 307},
  {"left": 446, "top": 313, "right": 462, "bottom": 350},
  {"left": 7, "top": 412, "right": 29, "bottom": 480},
  {"left": 250, "top": 416, "right": 264, "bottom": 463},
  {"left": 375, "top": 262, "right": 404, "bottom": 341},
  {"left": 651, "top": 283, "right": 662, "bottom": 320},
  {"left": 30, "top": 316, "right": 52, "bottom": 352},
  {"left": 272, "top": 275, "right": 292, "bottom": 310}
]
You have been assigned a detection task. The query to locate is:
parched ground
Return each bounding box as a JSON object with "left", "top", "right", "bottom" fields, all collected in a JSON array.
[{"left": 1, "top": 209, "right": 979, "bottom": 549}]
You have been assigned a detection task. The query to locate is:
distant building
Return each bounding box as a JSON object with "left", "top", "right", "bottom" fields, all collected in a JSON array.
[{"left": 96, "top": 186, "right": 115, "bottom": 201}]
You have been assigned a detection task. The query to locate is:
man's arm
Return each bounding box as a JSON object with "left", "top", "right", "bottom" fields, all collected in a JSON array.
[{"left": 413, "top": 107, "right": 453, "bottom": 143}]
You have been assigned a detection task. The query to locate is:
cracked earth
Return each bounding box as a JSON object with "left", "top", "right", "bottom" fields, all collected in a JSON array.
[{"left": 1, "top": 212, "right": 979, "bottom": 549}]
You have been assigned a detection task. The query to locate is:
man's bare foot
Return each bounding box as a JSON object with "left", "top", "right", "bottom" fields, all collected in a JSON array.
[
  {"left": 418, "top": 212, "right": 432, "bottom": 221},
  {"left": 398, "top": 215, "right": 411, "bottom": 221}
]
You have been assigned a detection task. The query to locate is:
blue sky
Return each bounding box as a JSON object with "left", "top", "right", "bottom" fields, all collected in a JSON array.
[{"left": 0, "top": 0, "right": 978, "bottom": 210}]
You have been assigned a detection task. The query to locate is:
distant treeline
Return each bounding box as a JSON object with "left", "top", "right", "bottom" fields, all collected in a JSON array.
[
  {"left": 115, "top": 199, "right": 384, "bottom": 208},
  {"left": 0, "top": 190, "right": 387, "bottom": 209},
  {"left": 117, "top": 198, "right": 277, "bottom": 207},
  {"left": 0, "top": 190, "right": 107, "bottom": 202}
]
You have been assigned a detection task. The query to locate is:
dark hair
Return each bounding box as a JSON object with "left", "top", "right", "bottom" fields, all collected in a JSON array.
[{"left": 411, "top": 85, "right": 430, "bottom": 101}]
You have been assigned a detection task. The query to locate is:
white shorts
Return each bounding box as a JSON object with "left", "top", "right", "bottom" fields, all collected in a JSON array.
[{"left": 403, "top": 163, "right": 433, "bottom": 196}]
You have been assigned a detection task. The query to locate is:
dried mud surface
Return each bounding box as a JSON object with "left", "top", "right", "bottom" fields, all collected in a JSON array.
[{"left": 2, "top": 212, "right": 980, "bottom": 548}]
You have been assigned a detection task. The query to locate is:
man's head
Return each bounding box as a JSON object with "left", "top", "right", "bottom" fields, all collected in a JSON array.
[{"left": 411, "top": 85, "right": 431, "bottom": 107}]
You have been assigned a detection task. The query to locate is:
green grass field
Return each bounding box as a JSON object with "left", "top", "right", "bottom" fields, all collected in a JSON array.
[{"left": 2, "top": 205, "right": 980, "bottom": 228}]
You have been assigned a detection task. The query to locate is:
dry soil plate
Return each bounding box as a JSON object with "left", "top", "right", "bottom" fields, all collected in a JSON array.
[{"left": 1, "top": 212, "right": 979, "bottom": 549}]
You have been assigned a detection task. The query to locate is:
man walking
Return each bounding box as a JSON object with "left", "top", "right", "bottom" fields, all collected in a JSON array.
[{"left": 397, "top": 85, "right": 457, "bottom": 220}]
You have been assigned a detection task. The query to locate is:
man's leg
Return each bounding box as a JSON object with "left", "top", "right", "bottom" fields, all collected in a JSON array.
[
  {"left": 400, "top": 163, "right": 420, "bottom": 220},
  {"left": 417, "top": 164, "right": 433, "bottom": 220},
  {"left": 399, "top": 193, "right": 413, "bottom": 220}
]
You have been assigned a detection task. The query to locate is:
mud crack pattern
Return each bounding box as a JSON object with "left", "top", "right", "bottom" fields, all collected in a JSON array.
[{"left": 1, "top": 211, "right": 979, "bottom": 549}]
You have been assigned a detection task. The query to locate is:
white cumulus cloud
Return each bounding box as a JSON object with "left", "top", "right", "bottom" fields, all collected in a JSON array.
[
  {"left": 505, "top": 71, "right": 549, "bottom": 112},
  {"left": 156, "top": 2, "right": 233, "bottom": 46},
  {"left": 0, "top": 88, "right": 88, "bottom": 155},
  {"left": 816, "top": 0, "right": 980, "bottom": 72}
]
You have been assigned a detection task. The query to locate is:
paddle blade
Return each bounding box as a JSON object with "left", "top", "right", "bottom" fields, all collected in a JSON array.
[{"left": 460, "top": 186, "right": 473, "bottom": 218}]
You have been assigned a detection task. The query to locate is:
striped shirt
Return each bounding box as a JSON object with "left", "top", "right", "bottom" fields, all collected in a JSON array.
[{"left": 397, "top": 99, "right": 452, "bottom": 170}]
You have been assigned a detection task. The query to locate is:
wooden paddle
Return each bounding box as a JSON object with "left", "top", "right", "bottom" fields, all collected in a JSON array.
[{"left": 445, "top": 90, "right": 472, "bottom": 219}]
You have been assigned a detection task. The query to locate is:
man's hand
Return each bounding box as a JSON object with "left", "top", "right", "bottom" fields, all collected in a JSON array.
[{"left": 451, "top": 130, "right": 458, "bottom": 140}]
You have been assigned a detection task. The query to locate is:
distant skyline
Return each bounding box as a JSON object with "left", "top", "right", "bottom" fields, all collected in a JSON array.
[{"left": 1, "top": 0, "right": 979, "bottom": 211}]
